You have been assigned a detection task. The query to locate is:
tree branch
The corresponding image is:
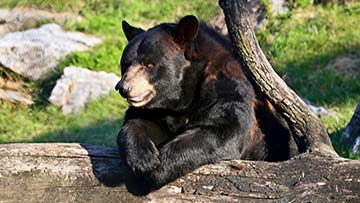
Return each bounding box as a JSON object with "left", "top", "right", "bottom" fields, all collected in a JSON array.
[{"left": 219, "top": 0, "right": 336, "bottom": 156}]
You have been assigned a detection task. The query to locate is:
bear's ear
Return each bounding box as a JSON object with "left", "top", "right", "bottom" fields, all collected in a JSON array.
[
  {"left": 174, "top": 15, "right": 199, "bottom": 44},
  {"left": 122, "top": 20, "right": 145, "bottom": 41}
]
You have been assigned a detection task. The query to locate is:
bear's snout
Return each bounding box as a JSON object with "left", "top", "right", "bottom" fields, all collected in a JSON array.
[
  {"left": 116, "top": 65, "right": 156, "bottom": 107},
  {"left": 115, "top": 79, "right": 131, "bottom": 98}
]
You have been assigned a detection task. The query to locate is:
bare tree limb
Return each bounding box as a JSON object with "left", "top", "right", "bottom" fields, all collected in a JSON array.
[{"left": 219, "top": 0, "right": 336, "bottom": 156}]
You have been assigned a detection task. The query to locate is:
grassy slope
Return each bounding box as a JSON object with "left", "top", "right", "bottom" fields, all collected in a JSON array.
[
  {"left": 0, "top": 1, "right": 359, "bottom": 158},
  {"left": 257, "top": 2, "right": 360, "bottom": 158},
  {"left": 0, "top": 0, "right": 220, "bottom": 146}
]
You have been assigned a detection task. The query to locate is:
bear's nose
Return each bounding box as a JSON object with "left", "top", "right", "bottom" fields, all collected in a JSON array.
[{"left": 115, "top": 80, "right": 130, "bottom": 98}]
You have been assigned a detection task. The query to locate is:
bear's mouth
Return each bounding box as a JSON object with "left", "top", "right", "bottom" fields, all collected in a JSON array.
[{"left": 127, "top": 91, "right": 155, "bottom": 107}]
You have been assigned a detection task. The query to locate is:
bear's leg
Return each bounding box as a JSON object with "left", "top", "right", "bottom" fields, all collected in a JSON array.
[
  {"left": 146, "top": 127, "right": 235, "bottom": 189},
  {"left": 117, "top": 119, "right": 169, "bottom": 175}
]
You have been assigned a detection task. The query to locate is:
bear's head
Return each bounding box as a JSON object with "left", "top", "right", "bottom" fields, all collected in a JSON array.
[{"left": 115, "top": 15, "right": 201, "bottom": 110}]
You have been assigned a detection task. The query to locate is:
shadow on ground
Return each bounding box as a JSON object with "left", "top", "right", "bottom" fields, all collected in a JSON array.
[
  {"left": 274, "top": 44, "right": 360, "bottom": 106},
  {"left": 30, "top": 118, "right": 152, "bottom": 195},
  {"left": 31, "top": 118, "right": 123, "bottom": 146}
]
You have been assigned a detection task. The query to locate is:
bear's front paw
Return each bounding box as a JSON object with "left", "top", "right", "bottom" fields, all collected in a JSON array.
[
  {"left": 143, "top": 169, "right": 168, "bottom": 190},
  {"left": 125, "top": 139, "right": 160, "bottom": 175}
]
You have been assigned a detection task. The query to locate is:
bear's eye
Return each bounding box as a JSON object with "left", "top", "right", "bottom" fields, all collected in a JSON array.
[{"left": 145, "top": 63, "right": 154, "bottom": 69}]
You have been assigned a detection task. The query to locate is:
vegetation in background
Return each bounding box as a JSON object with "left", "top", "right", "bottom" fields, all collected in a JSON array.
[
  {"left": 0, "top": 0, "right": 359, "bottom": 158},
  {"left": 257, "top": 2, "right": 360, "bottom": 158},
  {"left": 0, "top": 0, "right": 220, "bottom": 146}
]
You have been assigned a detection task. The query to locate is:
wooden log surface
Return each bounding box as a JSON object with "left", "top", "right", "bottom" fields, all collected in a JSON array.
[{"left": 0, "top": 143, "right": 359, "bottom": 203}]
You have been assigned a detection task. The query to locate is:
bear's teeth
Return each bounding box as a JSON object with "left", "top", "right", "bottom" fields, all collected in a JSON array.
[
  {"left": 128, "top": 91, "right": 151, "bottom": 103},
  {"left": 128, "top": 96, "right": 144, "bottom": 102}
]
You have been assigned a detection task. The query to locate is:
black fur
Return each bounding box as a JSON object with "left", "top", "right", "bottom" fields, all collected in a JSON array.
[{"left": 117, "top": 16, "right": 299, "bottom": 190}]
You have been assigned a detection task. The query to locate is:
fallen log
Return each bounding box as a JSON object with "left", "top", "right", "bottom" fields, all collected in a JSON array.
[{"left": 0, "top": 143, "right": 359, "bottom": 203}]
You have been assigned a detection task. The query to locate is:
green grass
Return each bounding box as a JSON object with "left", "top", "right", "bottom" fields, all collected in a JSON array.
[
  {"left": 0, "top": 1, "right": 359, "bottom": 158},
  {"left": 0, "top": 0, "right": 220, "bottom": 146},
  {"left": 257, "top": 2, "right": 360, "bottom": 158},
  {"left": 0, "top": 93, "right": 127, "bottom": 146}
]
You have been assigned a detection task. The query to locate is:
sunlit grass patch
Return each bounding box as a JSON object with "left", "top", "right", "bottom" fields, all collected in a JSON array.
[
  {"left": 0, "top": 0, "right": 220, "bottom": 146},
  {"left": 257, "top": 2, "right": 360, "bottom": 157}
]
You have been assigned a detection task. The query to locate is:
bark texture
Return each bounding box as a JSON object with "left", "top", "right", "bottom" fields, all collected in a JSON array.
[
  {"left": 0, "top": 143, "right": 359, "bottom": 203},
  {"left": 341, "top": 103, "right": 360, "bottom": 154},
  {"left": 219, "top": 0, "right": 336, "bottom": 155}
]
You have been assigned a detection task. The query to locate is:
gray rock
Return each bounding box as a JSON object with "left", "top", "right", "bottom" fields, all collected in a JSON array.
[
  {"left": 307, "top": 103, "right": 328, "bottom": 116},
  {"left": 209, "top": 14, "right": 229, "bottom": 36},
  {"left": 210, "top": 0, "right": 289, "bottom": 36},
  {"left": 0, "top": 89, "right": 33, "bottom": 105},
  {"left": 270, "top": 0, "right": 289, "bottom": 15},
  {"left": 0, "top": 8, "right": 83, "bottom": 35},
  {"left": 49, "top": 66, "right": 120, "bottom": 114},
  {"left": 0, "top": 77, "right": 32, "bottom": 105},
  {"left": 341, "top": 103, "right": 360, "bottom": 155},
  {"left": 302, "top": 98, "right": 328, "bottom": 116},
  {"left": 0, "top": 23, "right": 101, "bottom": 81},
  {"left": 210, "top": 0, "right": 267, "bottom": 35}
]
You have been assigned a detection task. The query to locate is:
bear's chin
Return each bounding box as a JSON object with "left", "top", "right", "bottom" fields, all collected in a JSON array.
[{"left": 127, "top": 91, "right": 156, "bottom": 108}]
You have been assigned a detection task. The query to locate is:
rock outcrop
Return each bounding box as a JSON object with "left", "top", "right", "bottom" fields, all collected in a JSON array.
[
  {"left": 0, "top": 8, "right": 82, "bottom": 35},
  {"left": 210, "top": 0, "right": 266, "bottom": 35},
  {"left": 302, "top": 98, "right": 328, "bottom": 116},
  {"left": 341, "top": 103, "right": 360, "bottom": 155},
  {"left": 49, "top": 66, "right": 120, "bottom": 114},
  {"left": 0, "top": 23, "right": 101, "bottom": 81},
  {"left": 269, "top": 0, "right": 289, "bottom": 15},
  {"left": 0, "top": 89, "right": 33, "bottom": 105},
  {"left": 0, "top": 77, "right": 33, "bottom": 105}
]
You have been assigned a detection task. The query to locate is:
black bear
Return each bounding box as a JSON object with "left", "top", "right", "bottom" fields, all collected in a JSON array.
[{"left": 116, "top": 15, "right": 299, "bottom": 190}]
